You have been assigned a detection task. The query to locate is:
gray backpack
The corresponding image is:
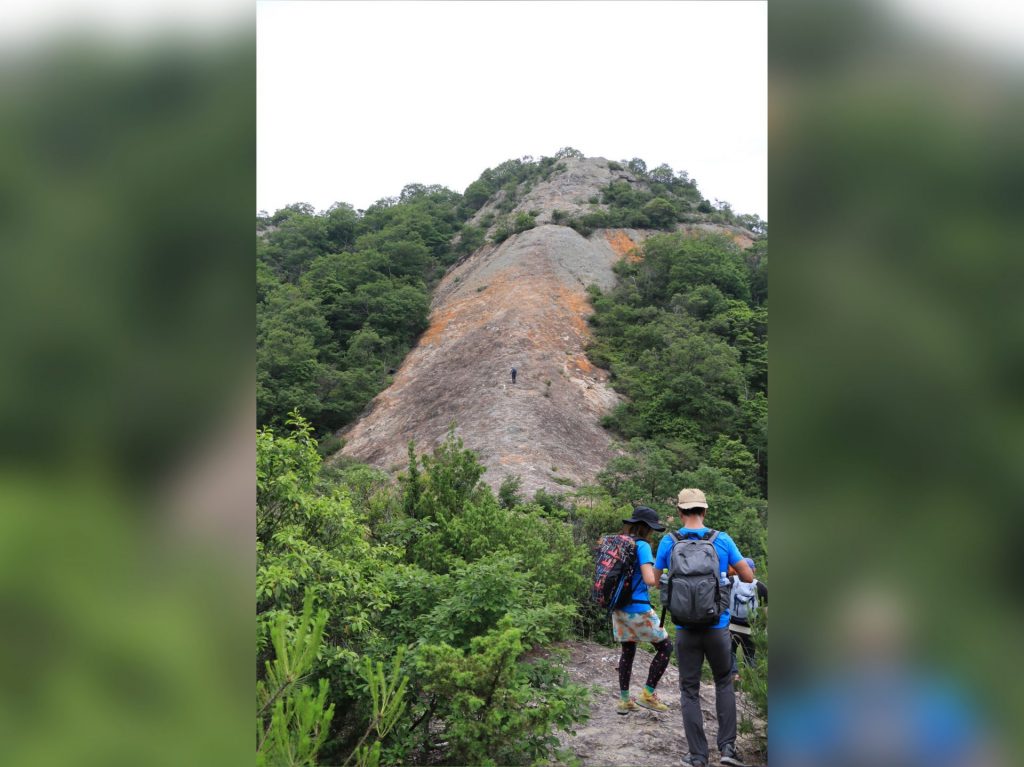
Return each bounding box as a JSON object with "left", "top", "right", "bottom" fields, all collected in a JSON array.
[
  {"left": 729, "top": 576, "right": 759, "bottom": 624},
  {"left": 665, "top": 530, "right": 725, "bottom": 627}
]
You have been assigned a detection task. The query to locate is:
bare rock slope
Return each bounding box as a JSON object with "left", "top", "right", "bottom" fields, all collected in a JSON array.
[
  {"left": 336, "top": 220, "right": 640, "bottom": 497},
  {"left": 333, "top": 157, "right": 749, "bottom": 496}
]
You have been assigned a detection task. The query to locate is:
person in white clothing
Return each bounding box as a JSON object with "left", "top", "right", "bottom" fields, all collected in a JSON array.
[{"left": 728, "top": 557, "right": 767, "bottom": 681}]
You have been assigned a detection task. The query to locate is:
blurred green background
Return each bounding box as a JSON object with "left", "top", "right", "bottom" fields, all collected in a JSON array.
[
  {"left": 0, "top": 17, "right": 253, "bottom": 766},
  {"left": 773, "top": 0, "right": 1023, "bottom": 759}
]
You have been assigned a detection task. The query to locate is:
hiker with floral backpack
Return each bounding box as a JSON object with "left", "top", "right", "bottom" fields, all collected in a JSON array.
[{"left": 606, "top": 506, "right": 674, "bottom": 715}]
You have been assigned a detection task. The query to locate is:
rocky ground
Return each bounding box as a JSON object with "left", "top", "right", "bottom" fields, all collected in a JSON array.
[{"left": 547, "top": 640, "right": 766, "bottom": 767}]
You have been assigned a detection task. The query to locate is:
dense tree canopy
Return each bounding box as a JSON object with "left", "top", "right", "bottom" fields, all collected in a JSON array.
[
  {"left": 257, "top": 186, "right": 469, "bottom": 439},
  {"left": 587, "top": 231, "right": 768, "bottom": 559}
]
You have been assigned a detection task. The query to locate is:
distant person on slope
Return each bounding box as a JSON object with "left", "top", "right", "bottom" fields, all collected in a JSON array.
[
  {"left": 654, "top": 489, "right": 755, "bottom": 767},
  {"left": 728, "top": 558, "right": 767, "bottom": 683},
  {"left": 613, "top": 506, "right": 674, "bottom": 715},
  {"left": 510, "top": 367, "right": 517, "bottom": 384}
]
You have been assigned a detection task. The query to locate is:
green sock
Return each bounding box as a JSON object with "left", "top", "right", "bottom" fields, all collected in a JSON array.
[
  {"left": 619, "top": 690, "right": 630, "bottom": 702},
  {"left": 644, "top": 685, "right": 655, "bottom": 695}
]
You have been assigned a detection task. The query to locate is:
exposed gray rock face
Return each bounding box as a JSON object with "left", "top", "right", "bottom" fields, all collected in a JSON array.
[
  {"left": 335, "top": 220, "right": 641, "bottom": 498},
  {"left": 468, "top": 155, "right": 636, "bottom": 228},
  {"left": 332, "top": 157, "right": 754, "bottom": 497}
]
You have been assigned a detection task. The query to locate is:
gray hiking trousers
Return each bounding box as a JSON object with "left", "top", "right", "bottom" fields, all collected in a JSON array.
[{"left": 675, "top": 626, "right": 737, "bottom": 762}]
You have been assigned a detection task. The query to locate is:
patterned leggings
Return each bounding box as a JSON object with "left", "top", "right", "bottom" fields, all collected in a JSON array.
[{"left": 618, "top": 639, "right": 673, "bottom": 691}]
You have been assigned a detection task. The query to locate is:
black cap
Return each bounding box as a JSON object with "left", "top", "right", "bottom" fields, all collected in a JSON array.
[{"left": 622, "top": 505, "right": 665, "bottom": 531}]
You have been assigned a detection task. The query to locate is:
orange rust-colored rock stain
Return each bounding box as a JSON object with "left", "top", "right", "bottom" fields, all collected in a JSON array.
[{"left": 604, "top": 229, "right": 642, "bottom": 262}]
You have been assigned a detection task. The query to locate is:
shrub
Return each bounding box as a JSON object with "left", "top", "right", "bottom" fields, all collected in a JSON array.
[
  {"left": 580, "top": 211, "right": 609, "bottom": 230},
  {"left": 491, "top": 222, "right": 512, "bottom": 244},
  {"left": 643, "top": 196, "right": 678, "bottom": 229},
  {"left": 736, "top": 611, "right": 768, "bottom": 752},
  {"left": 455, "top": 224, "right": 486, "bottom": 256},
  {"left": 257, "top": 415, "right": 398, "bottom": 764},
  {"left": 414, "top": 628, "right": 589, "bottom": 766},
  {"left": 567, "top": 497, "right": 629, "bottom": 549},
  {"left": 568, "top": 218, "right": 593, "bottom": 238},
  {"left": 512, "top": 211, "right": 536, "bottom": 234},
  {"left": 498, "top": 474, "right": 523, "bottom": 509},
  {"left": 464, "top": 179, "right": 494, "bottom": 210},
  {"left": 626, "top": 157, "right": 647, "bottom": 176},
  {"left": 317, "top": 434, "right": 343, "bottom": 457},
  {"left": 257, "top": 593, "right": 335, "bottom": 767},
  {"left": 420, "top": 554, "right": 532, "bottom": 647}
]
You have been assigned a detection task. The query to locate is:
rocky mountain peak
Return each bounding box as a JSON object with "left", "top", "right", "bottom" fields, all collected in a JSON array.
[
  {"left": 472, "top": 155, "right": 639, "bottom": 227},
  {"left": 332, "top": 156, "right": 753, "bottom": 498}
]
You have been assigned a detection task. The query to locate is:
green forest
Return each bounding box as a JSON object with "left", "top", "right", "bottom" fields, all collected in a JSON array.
[{"left": 257, "top": 153, "right": 767, "bottom": 766}]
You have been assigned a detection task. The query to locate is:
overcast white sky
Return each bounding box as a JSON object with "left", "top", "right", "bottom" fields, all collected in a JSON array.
[{"left": 258, "top": 1, "right": 768, "bottom": 219}]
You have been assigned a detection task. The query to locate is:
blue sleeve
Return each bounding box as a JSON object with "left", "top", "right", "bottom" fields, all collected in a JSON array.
[
  {"left": 654, "top": 535, "right": 671, "bottom": 570},
  {"left": 636, "top": 540, "right": 655, "bottom": 566},
  {"left": 724, "top": 533, "right": 743, "bottom": 567}
]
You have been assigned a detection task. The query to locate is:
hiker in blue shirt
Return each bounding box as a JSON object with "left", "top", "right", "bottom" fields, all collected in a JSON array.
[
  {"left": 654, "top": 488, "right": 755, "bottom": 767},
  {"left": 510, "top": 367, "right": 517, "bottom": 384},
  {"left": 612, "top": 506, "right": 674, "bottom": 716}
]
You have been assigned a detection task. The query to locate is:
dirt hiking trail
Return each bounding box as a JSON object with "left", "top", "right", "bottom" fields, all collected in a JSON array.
[{"left": 547, "top": 640, "right": 766, "bottom": 767}]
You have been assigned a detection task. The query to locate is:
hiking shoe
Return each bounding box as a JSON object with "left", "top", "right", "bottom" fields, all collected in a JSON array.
[
  {"left": 636, "top": 689, "right": 669, "bottom": 712},
  {"left": 616, "top": 697, "right": 639, "bottom": 715},
  {"left": 719, "top": 744, "right": 748, "bottom": 766},
  {"left": 682, "top": 756, "right": 707, "bottom": 767}
]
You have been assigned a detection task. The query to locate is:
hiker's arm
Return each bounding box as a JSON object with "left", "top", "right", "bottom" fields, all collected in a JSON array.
[
  {"left": 734, "top": 558, "right": 755, "bottom": 583},
  {"left": 639, "top": 563, "right": 658, "bottom": 588},
  {"left": 651, "top": 536, "right": 670, "bottom": 584}
]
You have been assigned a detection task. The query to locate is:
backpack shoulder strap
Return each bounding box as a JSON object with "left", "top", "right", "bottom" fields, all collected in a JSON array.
[
  {"left": 668, "top": 530, "right": 684, "bottom": 544},
  {"left": 703, "top": 529, "right": 719, "bottom": 542}
]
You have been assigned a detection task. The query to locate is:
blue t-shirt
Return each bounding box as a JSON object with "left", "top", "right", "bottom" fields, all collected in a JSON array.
[
  {"left": 621, "top": 539, "right": 655, "bottom": 613},
  {"left": 654, "top": 526, "right": 743, "bottom": 629},
  {"left": 773, "top": 670, "right": 982, "bottom": 766}
]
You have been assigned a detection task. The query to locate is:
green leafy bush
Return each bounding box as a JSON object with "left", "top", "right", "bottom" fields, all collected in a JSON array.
[
  {"left": 498, "top": 474, "right": 523, "bottom": 509},
  {"left": 491, "top": 221, "right": 512, "bottom": 244},
  {"left": 454, "top": 223, "right": 486, "bottom": 256},
  {"left": 643, "top": 196, "right": 678, "bottom": 229},
  {"left": 513, "top": 211, "right": 536, "bottom": 233},
  {"left": 568, "top": 218, "right": 593, "bottom": 238},
  {"left": 737, "top": 612, "right": 768, "bottom": 749},
  {"left": 415, "top": 628, "right": 589, "bottom": 766},
  {"left": 257, "top": 416, "right": 394, "bottom": 650}
]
